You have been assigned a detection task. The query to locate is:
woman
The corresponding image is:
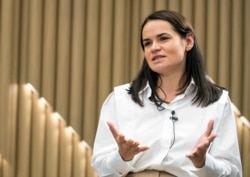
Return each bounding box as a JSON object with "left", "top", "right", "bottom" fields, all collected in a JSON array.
[{"left": 91, "top": 10, "right": 242, "bottom": 177}]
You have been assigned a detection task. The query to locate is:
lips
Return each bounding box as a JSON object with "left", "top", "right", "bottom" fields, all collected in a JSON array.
[{"left": 152, "top": 55, "right": 165, "bottom": 61}]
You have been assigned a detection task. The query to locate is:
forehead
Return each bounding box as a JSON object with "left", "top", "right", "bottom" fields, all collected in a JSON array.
[{"left": 142, "top": 20, "right": 175, "bottom": 38}]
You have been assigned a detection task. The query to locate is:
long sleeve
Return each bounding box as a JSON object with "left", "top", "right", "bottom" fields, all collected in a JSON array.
[
  {"left": 91, "top": 92, "right": 134, "bottom": 177},
  {"left": 191, "top": 93, "right": 242, "bottom": 177}
]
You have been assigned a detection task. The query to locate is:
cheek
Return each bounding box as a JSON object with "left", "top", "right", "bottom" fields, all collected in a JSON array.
[
  {"left": 166, "top": 43, "right": 186, "bottom": 58},
  {"left": 143, "top": 50, "right": 151, "bottom": 60}
]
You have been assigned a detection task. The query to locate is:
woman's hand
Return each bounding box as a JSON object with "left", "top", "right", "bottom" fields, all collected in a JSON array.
[
  {"left": 186, "top": 119, "right": 217, "bottom": 168},
  {"left": 107, "top": 121, "right": 149, "bottom": 161}
]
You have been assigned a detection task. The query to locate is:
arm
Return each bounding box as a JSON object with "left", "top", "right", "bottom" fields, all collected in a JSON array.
[
  {"left": 91, "top": 93, "right": 132, "bottom": 177},
  {"left": 187, "top": 94, "right": 242, "bottom": 177},
  {"left": 91, "top": 92, "right": 148, "bottom": 177}
]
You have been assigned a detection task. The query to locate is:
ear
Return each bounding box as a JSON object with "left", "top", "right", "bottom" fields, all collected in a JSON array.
[{"left": 185, "top": 33, "right": 194, "bottom": 51}]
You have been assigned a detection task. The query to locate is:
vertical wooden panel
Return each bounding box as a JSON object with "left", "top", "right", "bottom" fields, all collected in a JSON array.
[
  {"left": 230, "top": 0, "right": 243, "bottom": 109},
  {"left": 58, "top": 126, "right": 73, "bottom": 177},
  {"left": 19, "top": 0, "right": 30, "bottom": 83},
  {"left": 5, "top": 84, "right": 18, "bottom": 177},
  {"left": 55, "top": 0, "right": 72, "bottom": 120},
  {"left": 41, "top": 0, "right": 58, "bottom": 106},
  {"left": 0, "top": 1, "right": 21, "bottom": 176},
  {"left": 0, "top": 155, "right": 2, "bottom": 177},
  {"left": 0, "top": 0, "right": 2, "bottom": 32},
  {"left": 85, "top": 145, "right": 97, "bottom": 177},
  {"left": 72, "top": 135, "right": 84, "bottom": 177},
  {"left": 112, "top": 0, "right": 127, "bottom": 85},
  {"left": 140, "top": 0, "right": 154, "bottom": 24},
  {"left": 180, "top": 0, "right": 193, "bottom": 22},
  {"left": 8, "top": 0, "right": 21, "bottom": 173},
  {"left": 0, "top": 157, "right": 10, "bottom": 177},
  {"left": 129, "top": 0, "right": 142, "bottom": 79},
  {"left": 6, "top": 1, "right": 21, "bottom": 176},
  {"left": 27, "top": 0, "right": 43, "bottom": 89},
  {"left": 30, "top": 90, "right": 45, "bottom": 177},
  {"left": 217, "top": 0, "right": 231, "bottom": 89},
  {"left": 242, "top": 0, "right": 250, "bottom": 120},
  {"left": 123, "top": 0, "right": 132, "bottom": 83},
  {"left": 193, "top": 0, "right": 206, "bottom": 56},
  {"left": 78, "top": 141, "right": 88, "bottom": 177},
  {"left": 16, "top": 85, "right": 32, "bottom": 177},
  {"left": 97, "top": 0, "right": 113, "bottom": 113},
  {"left": 83, "top": 0, "right": 100, "bottom": 146},
  {"left": 12, "top": 0, "right": 21, "bottom": 83},
  {"left": 155, "top": 0, "right": 167, "bottom": 11},
  {"left": 69, "top": 0, "right": 85, "bottom": 135},
  {"left": 168, "top": 0, "right": 180, "bottom": 12},
  {"left": 2, "top": 159, "right": 11, "bottom": 177},
  {"left": 0, "top": 0, "right": 13, "bottom": 159},
  {"left": 205, "top": 0, "right": 219, "bottom": 81},
  {"left": 45, "top": 111, "right": 59, "bottom": 177}
]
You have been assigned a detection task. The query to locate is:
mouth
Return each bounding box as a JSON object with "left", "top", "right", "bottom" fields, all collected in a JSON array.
[{"left": 152, "top": 55, "right": 165, "bottom": 61}]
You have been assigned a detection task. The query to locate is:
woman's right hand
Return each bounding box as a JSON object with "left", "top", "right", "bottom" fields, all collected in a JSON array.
[{"left": 107, "top": 121, "right": 149, "bottom": 161}]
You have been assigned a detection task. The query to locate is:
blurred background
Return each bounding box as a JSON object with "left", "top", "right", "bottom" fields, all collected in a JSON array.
[{"left": 0, "top": 0, "right": 249, "bottom": 177}]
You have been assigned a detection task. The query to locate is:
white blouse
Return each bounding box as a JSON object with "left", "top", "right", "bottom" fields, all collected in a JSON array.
[{"left": 91, "top": 82, "right": 242, "bottom": 177}]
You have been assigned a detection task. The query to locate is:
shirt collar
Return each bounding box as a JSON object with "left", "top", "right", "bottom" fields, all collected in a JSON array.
[
  {"left": 138, "top": 78, "right": 197, "bottom": 99},
  {"left": 138, "top": 82, "right": 152, "bottom": 99},
  {"left": 184, "top": 78, "right": 196, "bottom": 96}
]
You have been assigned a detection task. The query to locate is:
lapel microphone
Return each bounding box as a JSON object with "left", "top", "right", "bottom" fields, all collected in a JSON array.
[{"left": 170, "top": 110, "right": 178, "bottom": 121}]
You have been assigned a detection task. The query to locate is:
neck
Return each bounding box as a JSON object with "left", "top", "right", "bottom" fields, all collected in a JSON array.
[{"left": 157, "top": 73, "right": 187, "bottom": 103}]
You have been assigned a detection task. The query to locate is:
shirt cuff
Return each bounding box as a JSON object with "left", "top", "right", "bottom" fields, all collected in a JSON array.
[
  {"left": 107, "top": 150, "right": 134, "bottom": 176},
  {"left": 190, "top": 154, "right": 223, "bottom": 176}
]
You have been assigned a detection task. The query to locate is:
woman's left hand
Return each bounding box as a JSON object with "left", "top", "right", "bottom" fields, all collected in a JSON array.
[{"left": 186, "top": 119, "right": 217, "bottom": 168}]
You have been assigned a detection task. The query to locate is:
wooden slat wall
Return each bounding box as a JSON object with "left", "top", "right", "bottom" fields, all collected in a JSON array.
[
  {"left": 0, "top": 84, "right": 97, "bottom": 177},
  {"left": 0, "top": 0, "right": 250, "bottom": 176}
]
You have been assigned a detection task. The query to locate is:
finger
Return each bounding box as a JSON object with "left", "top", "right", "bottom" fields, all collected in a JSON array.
[
  {"left": 205, "top": 119, "right": 214, "bottom": 136},
  {"left": 208, "top": 133, "right": 217, "bottom": 142},
  {"left": 186, "top": 150, "right": 201, "bottom": 161},
  {"left": 186, "top": 146, "right": 204, "bottom": 158},
  {"left": 117, "top": 134, "right": 126, "bottom": 143},
  {"left": 186, "top": 153, "right": 194, "bottom": 158},
  {"left": 128, "top": 140, "right": 139, "bottom": 146},
  {"left": 138, "top": 146, "right": 150, "bottom": 152},
  {"left": 131, "top": 146, "right": 149, "bottom": 155},
  {"left": 107, "top": 121, "right": 119, "bottom": 138}
]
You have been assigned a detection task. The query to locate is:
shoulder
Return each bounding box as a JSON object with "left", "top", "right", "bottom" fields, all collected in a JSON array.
[
  {"left": 114, "top": 83, "right": 131, "bottom": 92},
  {"left": 102, "top": 83, "right": 130, "bottom": 103},
  {"left": 112, "top": 83, "right": 132, "bottom": 101},
  {"left": 113, "top": 83, "right": 132, "bottom": 98},
  {"left": 210, "top": 89, "right": 232, "bottom": 114},
  {"left": 103, "top": 83, "right": 131, "bottom": 104},
  {"left": 218, "top": 89, "right": 231, "bottom": 103}
]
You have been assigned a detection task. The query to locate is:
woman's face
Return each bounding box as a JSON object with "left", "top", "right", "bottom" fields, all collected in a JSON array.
[{"left": 142, "top": 20, "right": 193, "bottom": 76}]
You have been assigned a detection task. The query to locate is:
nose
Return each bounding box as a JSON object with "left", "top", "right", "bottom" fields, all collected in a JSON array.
[{"left": 151, "top": 41, "right": 161, "bottom": 52}]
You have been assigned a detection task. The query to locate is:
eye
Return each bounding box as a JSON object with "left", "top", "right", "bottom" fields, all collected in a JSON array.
[
  {"left": 143, "top": 41, "right": 152, "bottom": 47},
  {"left": 160, "top": 36, "right": 169, "bottom": 41}
]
